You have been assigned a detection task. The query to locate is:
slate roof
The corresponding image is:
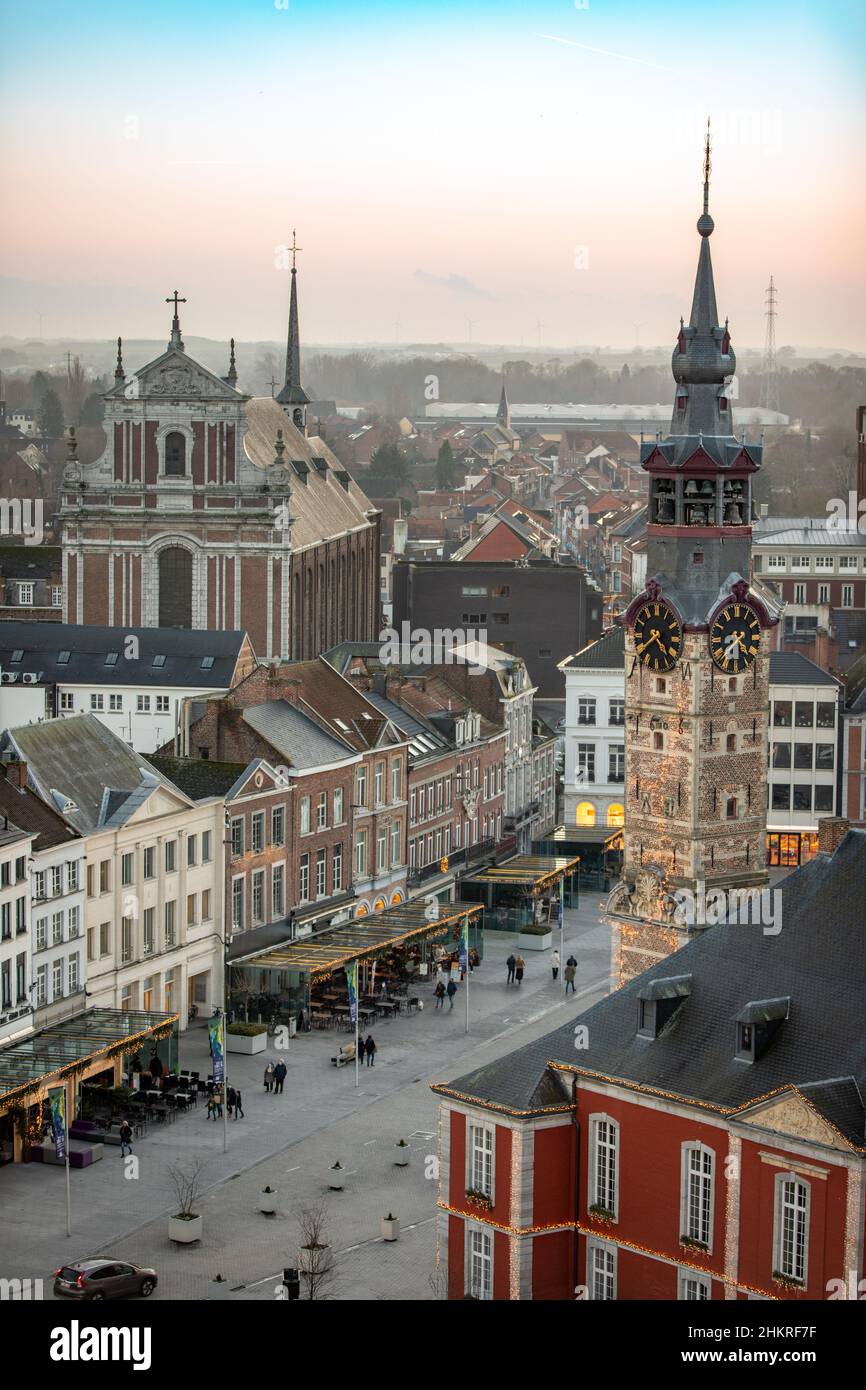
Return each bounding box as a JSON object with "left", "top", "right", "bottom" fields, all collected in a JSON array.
[
  {"left": 0, "top": 622, "right": 249, "bottom": 688},
  {"left": 845, "top": 652, "right": 866, "bottom": 713},
  {"left": 242, "top": 701, "right": 356, "bottom": 770},
  {"left": 148, "top": 756, "right": 248, "bottom": 801},
  {"left": 0, "top": 714, "right": 188, "bottom": 834},
  {"left": 264, "top": 659, "right": 404, "bottom": 754},
  {"left": 435, "top": 830, "right": 866, "bottom": 1147},
  {"left": 768, "top": 652, "right": 842, "bottom": 688},
  {"left": 559, "top": 626, "right": 625, "bottom": 671},
  {"left": 0, "top": 546, "right": 62, "bottom": 580},
  {"left": 0, "top": 776, "right": 81, "bottom": 851},
  {"left": 753, "top": 520, "right": 866, "bottom": 549}
]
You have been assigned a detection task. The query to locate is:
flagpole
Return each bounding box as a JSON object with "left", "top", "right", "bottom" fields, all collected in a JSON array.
[
  {"left": 464, "top": 914, "right": 470, "bottom": 1035},
  {"left": 65, "top": 1143, "right": 71, "bottom": 1237},
  {"left": 559, "top": 875, "right": 565, "bottom": 993},
  {"left": 354, "top": 961, "right": 360, "bottom": 1089}
]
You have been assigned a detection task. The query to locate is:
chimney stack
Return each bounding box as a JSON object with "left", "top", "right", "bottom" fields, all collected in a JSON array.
[{"left": 0, "top": 758, "right": 28, "bottom": 790}]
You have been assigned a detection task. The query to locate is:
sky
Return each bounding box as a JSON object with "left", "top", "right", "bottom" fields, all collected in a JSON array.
[{"left": 1, "top": 0, "right": 865, "bottom": 352}]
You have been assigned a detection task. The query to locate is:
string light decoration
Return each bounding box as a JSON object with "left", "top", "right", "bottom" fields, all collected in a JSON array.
[
  {"left": 723, "top": 1133, "right": 742, "bottom": 1301},
  {"left": 509, "top": 1127, "right": 523, "bottom": 1299}
]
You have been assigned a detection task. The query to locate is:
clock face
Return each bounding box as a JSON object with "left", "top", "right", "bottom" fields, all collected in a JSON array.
[
  {"left": 632, "top": 599, "right": 682, "bottom": 672},
  {"left": 709, "top": 602, "right": 762, "bottom": 672}
]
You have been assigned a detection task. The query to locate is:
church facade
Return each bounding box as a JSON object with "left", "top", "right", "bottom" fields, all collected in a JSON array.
[{"left": 60, "top": 276, "right": 381, "bottom": 661}]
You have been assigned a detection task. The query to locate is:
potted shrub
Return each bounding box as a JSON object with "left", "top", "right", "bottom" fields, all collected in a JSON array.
[
  {"left": 168, "top": 1159, "right": 205, "bottom": 1244},
  {"left": 226, "top": 1022, "right": 268, "bottom": 1055},
  {"left": 259, "top": 1185, "right": 277, "bottom": 1215},
  {"left": 394, "top": 1138, "right": 410, "bottom": 1167},
  {"left": 381, "top": 1212, "right": 400, "bottom": 1242},
  {"left": 518, "top": 922, "right": 553, "bottom": 951},
  {"left": 328, "top": 1161, "right": 345, "bottom": 1191}
]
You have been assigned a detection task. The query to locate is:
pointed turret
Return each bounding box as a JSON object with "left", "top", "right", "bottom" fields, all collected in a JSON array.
[
  {"left": 496, "top": 377, "right": 511, "bottom": 431},
  {"left": 669, "top": 121, "right": 735, "bottom": 437},
  {"left": 223, "top": 337, "right": 238, "bottom": 387},
  {"left": 114, "top": 337, "right": 125, "bottom": 382},
  {"left": 276, "top": 231, "right": 310, "bottom": 434}
]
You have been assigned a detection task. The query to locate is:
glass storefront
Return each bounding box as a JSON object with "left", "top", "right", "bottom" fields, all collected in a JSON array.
[{"left": 765, "top": 832, "right": 820, "bottom": 868}]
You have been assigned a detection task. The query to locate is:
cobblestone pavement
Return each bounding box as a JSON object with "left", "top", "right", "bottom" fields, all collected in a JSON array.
[{"left": 0, "top": 894, "right": 612, "bottom": 1301}]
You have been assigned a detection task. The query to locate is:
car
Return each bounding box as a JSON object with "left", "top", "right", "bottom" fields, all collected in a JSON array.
[{"left": 53, "top": 1259, "right": 158, "bottom": 1300}]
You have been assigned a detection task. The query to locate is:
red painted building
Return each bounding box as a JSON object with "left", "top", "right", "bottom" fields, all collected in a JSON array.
[{"left": 433, "top": 829, "right": 866, "bottom": 1300}]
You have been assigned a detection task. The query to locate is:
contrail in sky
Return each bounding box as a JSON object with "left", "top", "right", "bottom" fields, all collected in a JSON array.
[{"left": 536, "top": 33, "right": 675, "bottom": 72}]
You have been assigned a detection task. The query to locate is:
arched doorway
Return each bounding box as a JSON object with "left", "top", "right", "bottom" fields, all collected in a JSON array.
[
  {"left": 575, "top": 801, "right": 596, "bottom": 827},
  {"left": 607, "top": 804, "right": 624, "bottom": 828},
  {"left": 158, "top": 546, "right": 193, "bottom": 628}
]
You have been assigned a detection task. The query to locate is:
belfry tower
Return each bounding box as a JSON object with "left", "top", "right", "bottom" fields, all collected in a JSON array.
[{"left": 607, "top": 126, "right": 781, "bottom": 983}]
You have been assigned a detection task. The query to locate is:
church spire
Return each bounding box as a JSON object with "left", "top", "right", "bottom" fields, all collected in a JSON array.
[
  {"left": 669, "top": 120, "right": 735, "bottom": 438},
  {"left": 275, "top": 230, "right": 310, "bottom": 434},
  {"left": 496, "top": 376, "right": 511, "bottom": 431},
  {"left": 165, "top": 289, "right": 187, "bottom": 352},
  {"left": 114, "top": 336, "right": 125, "bottom": 381}
]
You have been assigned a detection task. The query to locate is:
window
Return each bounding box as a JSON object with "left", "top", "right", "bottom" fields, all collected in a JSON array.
[
  {"left": 355, "top": 767, "right": 367, "bottom": 808},
  {"left": 1, "top": 960, "right": 10, "bottom": 1008},
  {"left": 816, "top": 702, "right": 835, "bottom": 729},
  {"left": 272, "top": 865, "right": 285, "bottom": 918},
  {"left": 609, "top": 746, "right": 624, "bottom": 782},
  {"left": 609, "top": 698, "right": 625, "bottom": 726},
  {"left": 57, "top": 649, "right": 71, "bottom": 665},
  {"left": 793, "top": 583, "right": 806, "bottom": 605},
  {"left": 59, "top": 692, "right": 74, "bottom": 711},
  {"left": 109, "top": 693, "right": 123, "bottom": 711},
  {"left": 771, "top": 783, "right": 791, "bottom": 811},
  {"left": 271, "top": 805, "right": 285, "bottom": 846},
  {"left": 794, "top": 743, "right": 813, "bottom": 770},
  {"left": 333, "top": 787, "right": 344, "bottom": 825},
  {"left": 164, "top": 431, "right": 186, "bottom": 476},
  {"left": 143, "top": 846, "right": 155, "bottom": 879},
  {"left": 793, "top": 786, "right": 812, "bottom": 811},
  {"left": 187, "top": 892, "right": 198, "bottom": 926},
  {"left": 299, "top": 854, "right": 310, "bottom": 902},
  {"left": 164, "top": 840, "right": 176, "bottom": 873},
  {"left": 200, "top": 655, "right": 215, "bottom": 670},
  {"left": 355, "top": 831, "right": 367, "bottom": 879},
  {"left": 839, "top": 554, "right": 858, "bottom": 569},
  {"left": 775, "top": 1175, "right": 809, "bottom": 1284},
  {"left": 52, "top": 911, "right": 63, "bottom": 945},
  {"left": 300, "top": 797, "right": 311, "bottom": 835},
  {"left": 104, "top": 651, "right": 119, "bottom": 667},
  {"left": 726, "top": 796, "right": 738, "bottom": 820},
  {"left": 202, "top": 830, "right": 212, "bottom": 863},
  {"left": 578, "top": 697, "right": 596, "bottom": 725},
  {"left": 577, "top": 744, "right": 596, "bottom": 784},
  {"left": 99, "top": 921, "right": 110, "bottom": 956},
  {"left": 35, "top": 964, "right": 47, "bottom": 1007},
  {"left": 374, "top": 761, "right": 385, "bottom": 806},
  {"left": 18, "top": 583, "right": 34, "bottom": 606},
  {"left": 164, "top": 900, "right": 176, "bottom": 947},
  {"left": 121, "top": 852, "right": 134, "bottom": 887},
  {"left": 36, "top": 918, "right": 47, "bottom": 950},
  {"left": 137, "top": 694, "right": 151, "bottom": 713},
  {"left": 33, "top": 869, "right": 45, "bottom": 899},
  {"left": 232, "top": 878, "right": 244, "bottom": 931},
  {"left": 588, "top": 1244, "right": 616, "bottom": 1301},
  {"left": 68, "top": 906, "right": 80, "bottom": 938},
  {"left": 794, "top": 702, "right": 814, "bottom": 728},
  {"left": 815, "top": 554, "right": 833, "bottom": 570},
  {"left": 316, "top": 793, "right": 328, "bottom": 831},
  {"left": 187, "top": 834, "right": 197, "bottom": 867},
  {"left": 316, "top": 849, "right": 327, "bottom": 897},
  {"left": 251, "top": 812, "right": 265, "bottom": 853},
  {"left": 52, "top": 958, "right": 64, "bottom": 1000},
  {"left": 121, "top": 916, "right": 134, "bottom": 963},
  {"left": 376, "top": 828, "right": 387, "bottom": 872},
  {"left": 143, "top": 908, "right": 155, "bottom": 956},
  {"left": 251, "top": 872, "right": 264, "bottom": 924},
  {"left": 772, "top": 742, "right": 791, "bottom": 769},
  {"left": 818, "top": 584, "right": 830, "bottom": 604},
  {"left": 333, "top": 844, "right": 343, "bottom": 893},
  {"left": 773, "top": 701, "right": 792, "bottom": 727},
  {"left": 90, "top": 693, "right": 104, "bottom": 711},
  {"left": 202, "top": 889, "right": 211, "bottom": 921},
  {"left": 468, "top": 1228, "right": 492, "bottom": 1302},
  {"left": 68, "top": 952, "right": 79, "bottom": 994},
  {"left": 391, "top": 821, "right": 400, "bottom": 866},
  {"left": 51, "top": 585, "right": 63, "bottom": 606},
  {"left": 99, "top": 860, "right": 110, "bottom": 893},
  {"left": 156, "top": 695, "right": 169, "bottom": 714},
  {"left": 589, "top": 1116, "right": 618, "bottom": 1218},
  {"left": 679, "top": 1272, "right": 711, "bottom": 1300},
  {"left": 230, "top": 818, "right": 244, "bottom": 858},
  {"left": 391, "top": 759, "right": 401, "bottom": 802},
  {"left": 469, "top": 1123, "right": 494, "bottom": 1197},
  {"left": 815, "top": 785, "right": 834, "bottom": 812},
  {"left": 682, "top": 1144, "right": 714, "bottom": 1248}
]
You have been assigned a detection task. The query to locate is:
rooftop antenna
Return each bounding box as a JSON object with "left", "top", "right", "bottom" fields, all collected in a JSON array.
[{"left": 759, "top": 275, "right": 780, "bottom": 413}]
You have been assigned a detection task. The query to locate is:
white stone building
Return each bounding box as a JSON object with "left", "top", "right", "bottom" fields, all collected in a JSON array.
[
  {"left": 558, "top": 627, "right": 627, "bottom": 832},
  {"left": 0, "top": 821, "right": 32, "bottom": 1043}
]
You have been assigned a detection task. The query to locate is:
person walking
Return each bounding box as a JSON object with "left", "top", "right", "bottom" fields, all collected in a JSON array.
[
  {"left": 263, "top": 1061, "right": 274, "bottom": 1093},
  {"left": 515, "top": 953, "right": 525, "bottom": 985},
  {"left": 434, "top": 980, "right": 446, "bottom": 1009},
  {"left": 148, "top": 1047, "right": 163, "bottom": 1088},
  {"left": 365, "top": 1034, "right": 377, "bottom": 1067},
  {"left": 234, "top": 1088, "right": 244, "bottom": 1119},
  {"left": 551, "top": 948, "right": 560, "bottom": 983},
  {"left": 227, "top": 1085, "right": 237, "bottom": 1117},
  {"left": 119, "top": 1119, "right": 133, "bottom": 1157},
  {"left": 506, "top": 953, "right": 516, "bottom": 985},
  {"left": 446, "top": 978, "right": 458, "bottom": 1010},
  {"left": 564, "top": 959, "right": 576, "bottom": 994},
  {"left": 273, "top": 1060, "right": 287, "bottom": 1094}
]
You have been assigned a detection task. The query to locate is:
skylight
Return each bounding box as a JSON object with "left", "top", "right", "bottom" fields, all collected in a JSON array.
[
  {"left": 57, "top": 651, "right": 71, "bottom": 664},
  {"left": 104, "top": 652, "right": 119, "bottom": 666},
  {"left": 200, "top": 656, "right": 215, "bottom": 670},
  {"left": 10, "top": 650, "right": 23, "bottom": 663},
  {"left": 334, "top": 718, "right": 350, "bottom": 731},
  {"left": 152, "top": 654, "right": 166, "bottom": 668}
]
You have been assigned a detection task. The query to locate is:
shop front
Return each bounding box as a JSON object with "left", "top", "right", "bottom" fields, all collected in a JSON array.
[
  {"left": 459, "top": 855, "right": 581, "bottom": 935},
  {"left": 765, "top": 829, "right": 821, "bottom": 868}
]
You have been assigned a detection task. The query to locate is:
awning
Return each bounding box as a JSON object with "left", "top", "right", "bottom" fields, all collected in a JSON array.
[
  {"left": 0, "top": 1008, "right": 178, "bottom": 1110},
  {"left": 462, "top": 854, "right": 581, "bottom": 890},
  {"left": 231, "top": 899, "right": 483, "bottom": 983}
]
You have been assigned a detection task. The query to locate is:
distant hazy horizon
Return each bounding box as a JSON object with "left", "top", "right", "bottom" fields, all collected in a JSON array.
[{"left": 2, "top": 0, "right": 864, "bottom": 352}]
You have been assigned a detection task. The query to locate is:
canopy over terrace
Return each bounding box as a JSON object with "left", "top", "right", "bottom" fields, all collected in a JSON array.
[{"left": 459, "top": 854, "right": 581, "bottom": 931}]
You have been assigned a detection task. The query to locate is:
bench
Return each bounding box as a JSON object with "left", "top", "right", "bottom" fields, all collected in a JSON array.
[
  {"left": 330, "top": 1043, "right": 356, "bottom": 1067},
  {"left": 32, "top": 1138, "right": 104, "bottom": 1168}
]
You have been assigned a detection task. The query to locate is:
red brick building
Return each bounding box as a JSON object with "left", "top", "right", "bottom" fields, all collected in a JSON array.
[{"left": 433, "top": 829, "right": 866, "bottom": 1301}]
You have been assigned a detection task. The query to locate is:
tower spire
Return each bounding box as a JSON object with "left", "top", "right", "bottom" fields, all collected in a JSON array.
[
  {"left": 496, "top": 374, "right": 511, "bottom": 431},
  {"left": 276, "top": 230, "right": 310, "bottom": 434}
]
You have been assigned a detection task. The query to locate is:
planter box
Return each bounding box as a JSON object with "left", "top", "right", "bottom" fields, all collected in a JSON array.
[
  {"left": 169, "top": 1214, "right": 202, "bottom": 1244},
  {"left": 226, "top": 1031, "right": 267, "bottom": 1055},
  {"left": 381, "top": 1217, "right": 400, "bottom": 1242},
  {"left": 328, "top": 1168, "right": 345, "bottom": 1190},
  {"left": 258, "top": 1191, "right": 277, "bottom": 1215},
  {"left": 518, "top": 932, "right": 552, "bottom": 951},
  {"left": 297, "top": 1243, "right": 330, "bottom": 1274},
  {"left": 394, "top": 1144, "right": 410, "bottom": 1167}
]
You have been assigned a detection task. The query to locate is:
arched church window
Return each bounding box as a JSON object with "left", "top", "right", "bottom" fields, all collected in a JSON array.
[
  {"left": 158, "top": 546, "right": 193, "bottom": 628},
  {"left": 164, "top": 432, "right": 186, "bottom": 476}
]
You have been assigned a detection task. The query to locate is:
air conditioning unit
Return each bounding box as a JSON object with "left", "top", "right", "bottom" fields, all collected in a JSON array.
[
  {"left": 22, "top": 673, "right": 39, "bottom": 685},
  {"left": 1, "top": 672, "right": 18, "bottom": 684}
]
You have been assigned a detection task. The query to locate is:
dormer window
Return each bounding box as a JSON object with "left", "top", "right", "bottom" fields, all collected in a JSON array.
[
  {"left": 719, "top": 397, "right": 728, "bottom": 413},
  {"left": 677, "top": 393, "right": 687, "bottom": 414},
  {"left": 637, "top": 975, "right": 692, "bottom": 1038},
  {"left": 736, "top": 1022, "right": 755, "bottom": 1061},
  {"left": 736, "top": 998, "right": 790, "bottom": 1062}
]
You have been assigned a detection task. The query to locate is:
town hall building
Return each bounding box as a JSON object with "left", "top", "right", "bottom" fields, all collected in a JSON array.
[{"left": 59, "top": 261, "right": 381, "bottom": 661}]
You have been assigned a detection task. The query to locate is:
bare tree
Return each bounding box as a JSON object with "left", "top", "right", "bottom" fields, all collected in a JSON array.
[
  {"left": 167, "top": 1158, "right": 206, "bottom": 1217},
  {"left": 296, "top": 1201, "right": 336, "bottom": 1300}
]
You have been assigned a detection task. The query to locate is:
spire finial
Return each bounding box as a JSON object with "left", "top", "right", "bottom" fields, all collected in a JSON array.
[
  {"left": 165, "top": 290, "right": 186, "bottom": 351},
  {"left": 225, "top": 336, "right": 238, "bottom": 386},
  {"left": 114, "top": 336, "right": 124, "bottom": 381},
  {"left": 290, "top": 228, "right": 302, "bottom": 272},
  {"left": 274, "top": 427, "right": 286, "bottom": 464},
  {"left": 703, "top": 116, "right": 712, "bottom": 213},
  {"left": 66, "top": 425, "right": 78, "bottom": 460}
]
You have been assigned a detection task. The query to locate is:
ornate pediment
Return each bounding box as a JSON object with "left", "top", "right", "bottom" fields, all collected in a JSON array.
[
  {"left": 739, "top": 1091, "right": 850, "bottom": 1151},
  {"left": 607, "top": 866, "right": 687, "bottom": 927},
  {"left": 108, "top": 350, "right": 243, "bottom": 402}
]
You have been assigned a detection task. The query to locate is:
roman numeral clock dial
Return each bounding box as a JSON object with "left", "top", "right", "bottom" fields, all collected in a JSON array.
[
  {"left": 632, "top": 600, "right": 682, "bottom": 673},
  {"left": 709, "top": 603, "right": 762, "bottom": 672}
]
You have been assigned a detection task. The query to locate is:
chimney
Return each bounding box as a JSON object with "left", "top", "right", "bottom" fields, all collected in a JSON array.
[
  {"left": 818, "top": 816, "right": 849, "bottom": 856},
  {"left": 0, "top": 758, "right": 28, "bottom": 790}
]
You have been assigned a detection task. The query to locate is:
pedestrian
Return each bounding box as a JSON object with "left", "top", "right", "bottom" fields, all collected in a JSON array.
[
  {"left": 149, "top": 1047, "right": 163, "bottom": 1088},
  {"left": 515, "top": 953, "right": 525, "bottom": 985},
  {"left": 506, "top": 953, "right": 516, "bottom": 985},
  {"left": 365, "top": 1034, "right": 377, "bottom": 1067},
  {"left": 273, "top": 1059, "right": 287, "bottom": 1094},
  {"left": 263, "top": 1061, "right": 274, "bottom": 1092},
  {"left": 234, "top": 1088, "right": 244, "bottom": 1119},
  {"left": 119, "top": 1119, "right": 133, "bottom": 1156},
  {"left": 551, "top": 948, "right": 560, "bottom": 983},
  {"left": 566, "top": 954, "right": 577, "bottom": 968},
  {"left": 446, "top": 979, "right": 457, "bottom": 1010},
  {"left": 564, "top": 960, "right": 576, "bottom": 994},
  {"left": 434, "top": 980, "right": 446, "bottom": 1009},
  {"left": 227, "top": 1085, "right": 237, "bottom": 1116}
]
